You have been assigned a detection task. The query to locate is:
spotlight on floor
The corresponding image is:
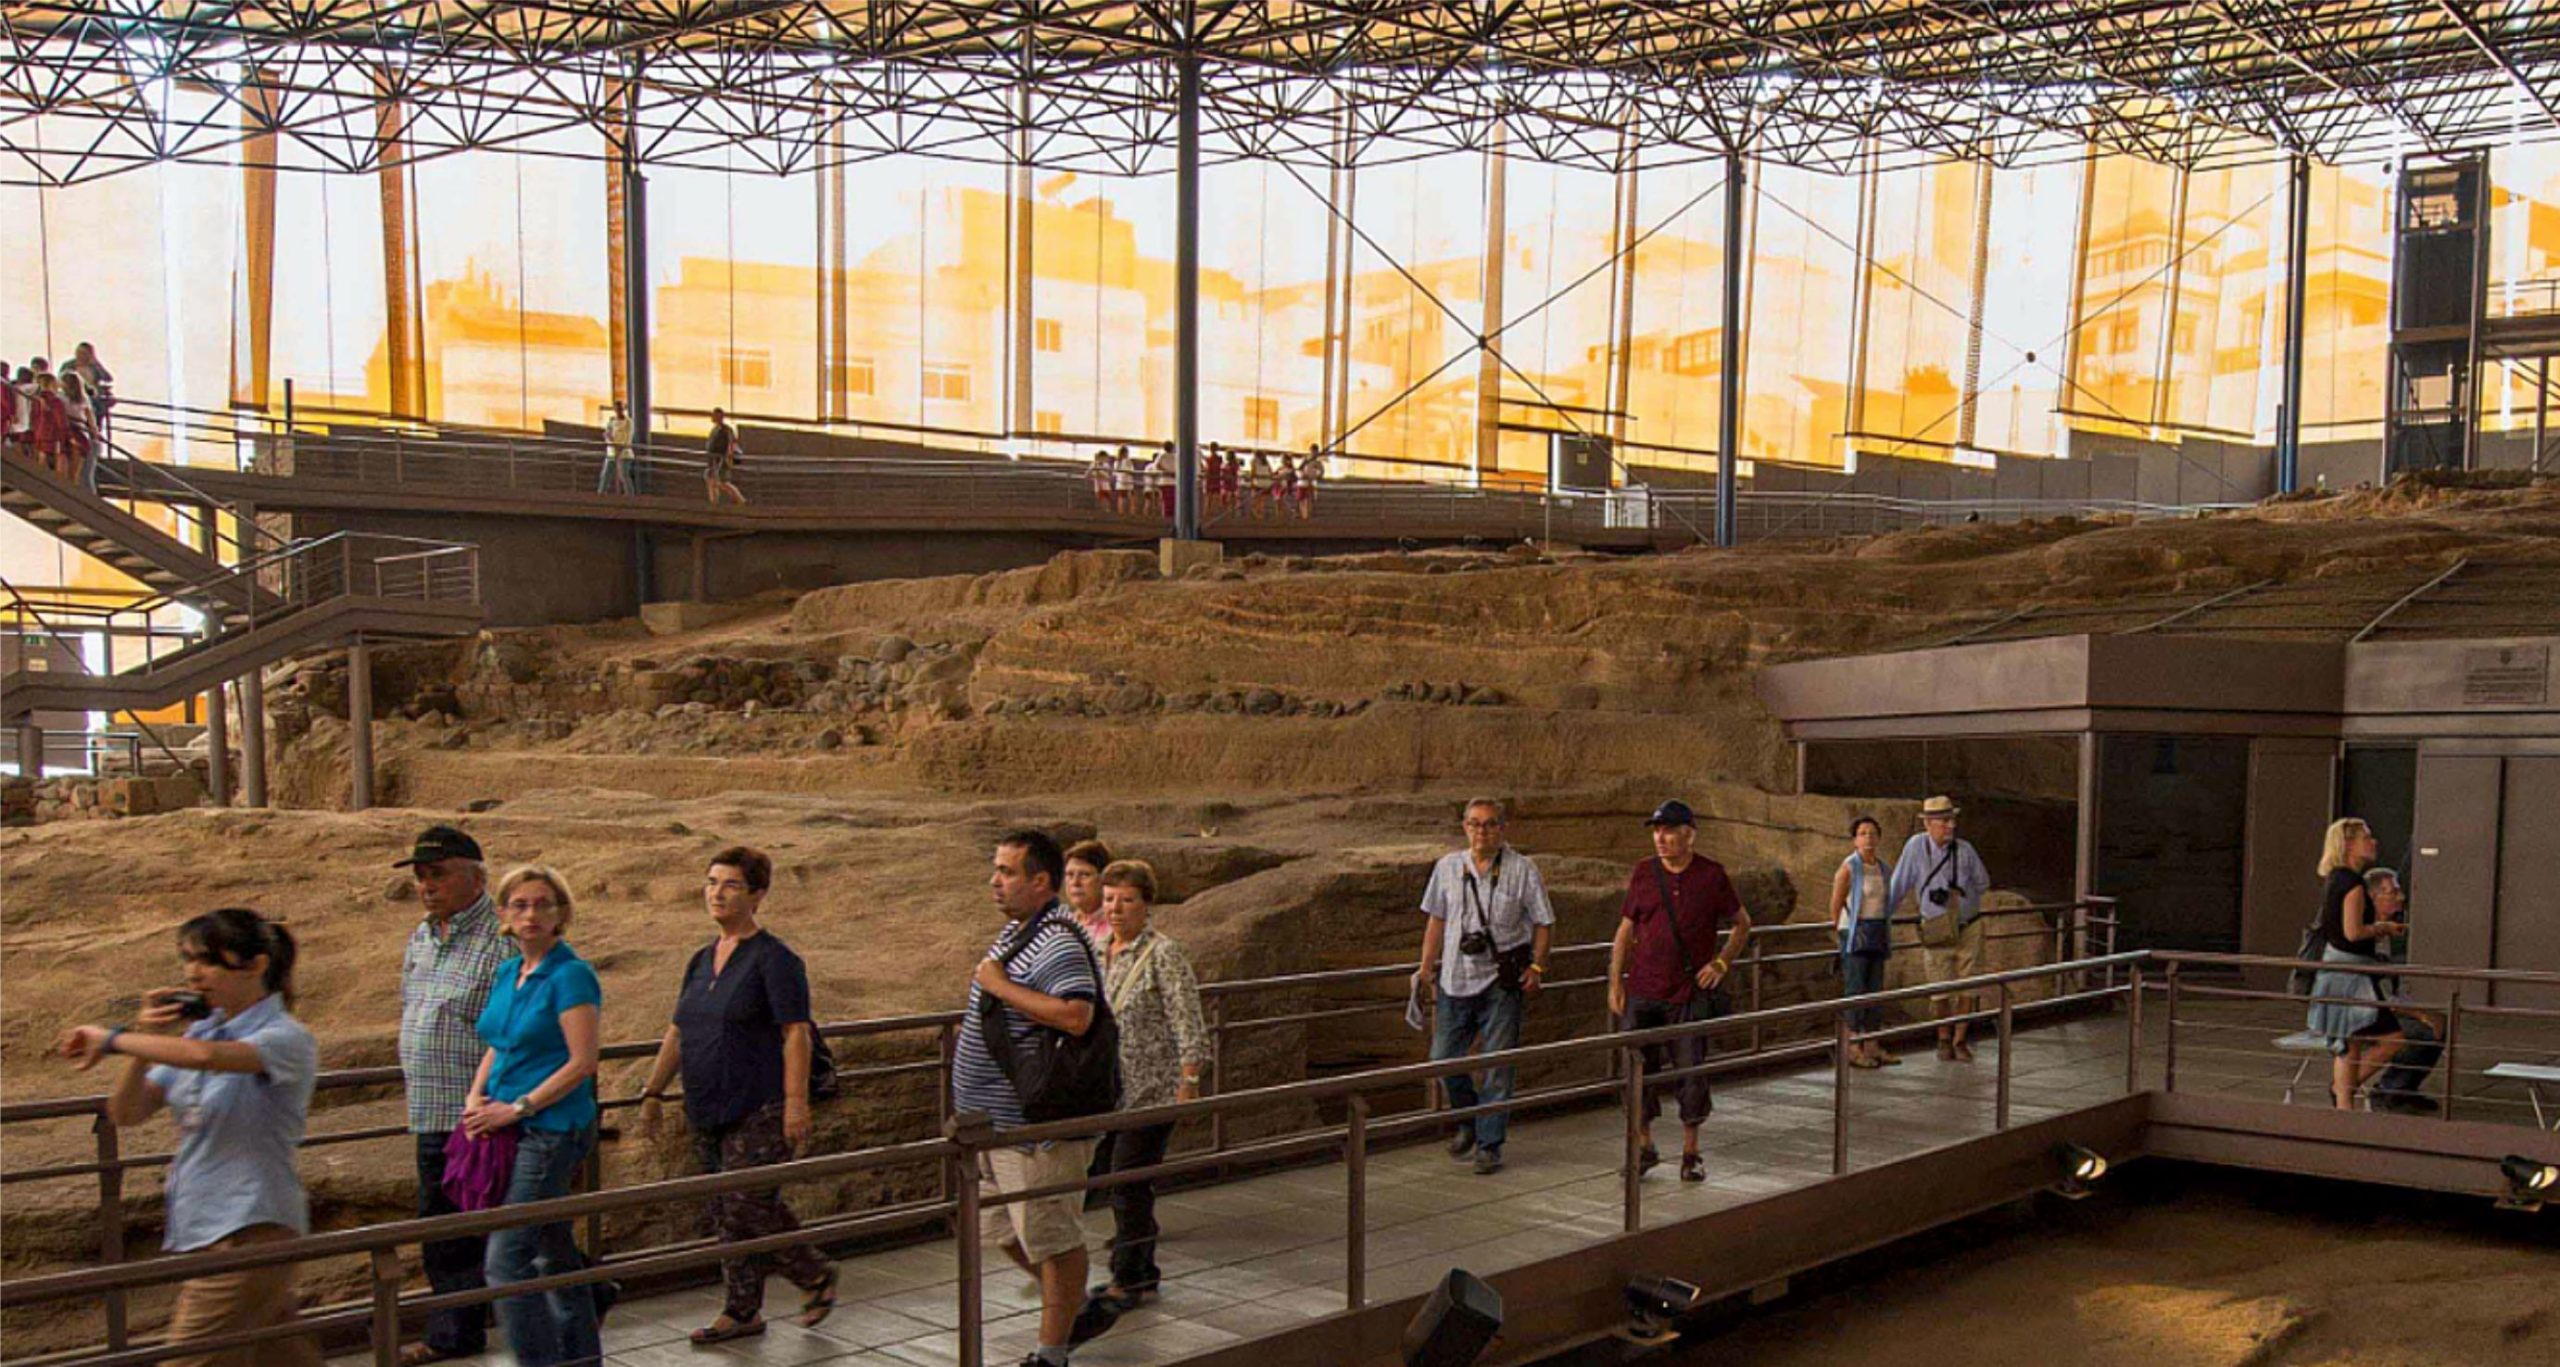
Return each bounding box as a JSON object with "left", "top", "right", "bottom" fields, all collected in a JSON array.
[
  {"left": 1404, "top": 1268, "right": 1505, "bottom": 1367},
  {"left": 2051, "top": 1142, "right": 2110, "bottom": 1200},
  {"left": 1617, "top": 1274, "right": 1707, "bottom": 1346},
  {"left": 2497, "top": 1155, "right": 2558, "bottom": 1212}
]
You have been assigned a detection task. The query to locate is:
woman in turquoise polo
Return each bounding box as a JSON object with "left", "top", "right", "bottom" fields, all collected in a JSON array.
[{"left": 464, "top": 865, "right": 603, "bottom": 1367}]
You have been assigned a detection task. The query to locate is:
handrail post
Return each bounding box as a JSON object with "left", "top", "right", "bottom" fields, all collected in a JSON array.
[
  {"left": 955, "top": 1137, "right": 984, "bottom": 1367},
  {"left": 1746, "top": 937, "right": 1765, "bottom": 1054},
  {"left": 1994, "top": 980, "right": 2014, "bottom": 1130},
  {"left": 1831, "top": 1012, "right": 1850, "bottom": 1175},
  {"left": 95, "top": 1112, "right": 128, "bottom": 1350},
  {"left": 2124, "top": 963, "right": 2144, "bottom": 1094},
  {"left": 1207, "top": 997, "right": 1227, "bottom": 1161},
  {"left": 369, "top": 1247, "right": 403, "bottom": 1367},
  {"left": 2163, "top": 963, "right": 2181, "bottom": 1093},
  {"left": 934, "top": 1022, "right": 956, "bottom": 1201},
  {"left": 580, "top": 1139, "right": 604, "bottom": 1266},
  {"left": 1621, "top": 1043, "right": 1644, "bottom": 1233},
  {"left": 1345, "top": 1094, "right": 1369, "bottom": 1309},
  {"left": 2440, "top": 991, "right": 2460, "bottom": 1123}
]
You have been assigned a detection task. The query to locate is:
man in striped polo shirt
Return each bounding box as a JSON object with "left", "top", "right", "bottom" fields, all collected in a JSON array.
[{"left": 952, "top": 829, "right": 1103, "bottom": 1367}]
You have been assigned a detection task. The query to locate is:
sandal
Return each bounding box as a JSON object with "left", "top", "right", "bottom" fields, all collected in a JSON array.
[
  {"left": 1679, "top": 1152, "right": 1706, "bottom": 1184},
  {"left": 690, "top": 1316, "right": 766, "bottom": 1345},
  {"left": 1850, "top": 1053, "right": 1883, "bottom": 1069},
  {"left": 1637, "top": 1144, "right": 1661, "bottom": 1176},
  {"left": 398, "top": 1346, "right": 462, "bottom": 1367},
  {"left": 797, "top": 1265, "right": 841, "bottom": 1329}
]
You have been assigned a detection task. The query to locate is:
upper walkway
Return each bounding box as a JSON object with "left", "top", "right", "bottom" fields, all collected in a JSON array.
[{"left": 3, "top": 928, "right": 2553, "bottom": 1367}]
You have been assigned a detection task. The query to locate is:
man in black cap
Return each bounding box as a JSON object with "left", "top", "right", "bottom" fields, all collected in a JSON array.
[
  {"left": 1607, "top": 800, "right": 1752, "bottom": 1183},
  {"left": 395, "top": 825, "right": 509, "bottom": 1365}
]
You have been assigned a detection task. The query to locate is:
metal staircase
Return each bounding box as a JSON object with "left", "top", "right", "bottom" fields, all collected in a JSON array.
[{"left": 0, "top": 453, "right": 288, "bottom": 626}]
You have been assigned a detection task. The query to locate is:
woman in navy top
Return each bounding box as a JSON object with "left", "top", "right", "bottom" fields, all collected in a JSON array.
[
  {"left": 634, "top": 846, "right": 839, "bottom": 1344},
  {"left": 466, "top": 866, "right": 603, "bottom": 1367}
]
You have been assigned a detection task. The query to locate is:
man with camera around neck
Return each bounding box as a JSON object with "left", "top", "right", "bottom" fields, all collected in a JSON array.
[
  {"left": 1887, "top": 796, "right": 1994, "bottom": 1062},
  {"left": 1414, "top": 798, "right": 1555, "bottom": 1176}
]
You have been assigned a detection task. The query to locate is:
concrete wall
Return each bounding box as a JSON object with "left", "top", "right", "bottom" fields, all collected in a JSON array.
[
  {"left": 290, "top": 511, "right": 642, "bottom": 627},
  {"left": 654, "top": 530, "right": 1076, "bottom": 604}
]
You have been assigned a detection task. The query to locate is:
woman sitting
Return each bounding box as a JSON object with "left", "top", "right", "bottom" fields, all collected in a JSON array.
[{"left": 2305, "top": 818, "right": 2404, "bottom": 1109}]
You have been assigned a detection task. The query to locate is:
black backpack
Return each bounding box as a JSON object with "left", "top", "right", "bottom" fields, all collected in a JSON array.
[
  {"left": 979, "top": 912, "right": 1121, "bottom": 1123},
  {"left": 2286, "top": 921, "right": 2325, "bottom": 997}
]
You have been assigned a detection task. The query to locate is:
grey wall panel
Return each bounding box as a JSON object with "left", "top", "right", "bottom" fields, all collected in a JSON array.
[
  {"left": 2494, "top": 757, "right": 2560, "bottom": 1008},
  {"left": 2244, "top": 738, "right": 2340, "bottom": 969},
  {"left": 2408, "top": 753, "right": 2502, "bottom": 974}
]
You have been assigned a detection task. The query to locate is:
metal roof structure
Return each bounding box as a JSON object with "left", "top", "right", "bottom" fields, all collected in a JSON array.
[{"left": 5, "top": 0, "right": 2557, "bottom": 186}]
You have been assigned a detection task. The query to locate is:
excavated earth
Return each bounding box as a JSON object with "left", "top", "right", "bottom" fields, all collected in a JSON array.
[{"left": 5, "top": 475, "right": 2559, "bottom": 1357}]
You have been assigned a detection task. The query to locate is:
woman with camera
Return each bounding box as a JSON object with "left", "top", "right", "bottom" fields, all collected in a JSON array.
[
  {"left": 466, "top": 866, "right": 604, "bottom": 1367},
  {"left": 53, "top": 908, "right": 321, "bottom": 1367}
]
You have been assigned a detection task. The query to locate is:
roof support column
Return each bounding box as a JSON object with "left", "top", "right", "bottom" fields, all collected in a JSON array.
[
  {"left": 1174, "top": 51, "right": 1203, "bottom": 542},
  {"left": 620, "top": 70, "right": 653, "bottom": 452},
  {"left": 348, "top": 637, "right": 373, "bottom": 812},
  {"left": 1716, "top": 148, "right": 1747, "bottom": 548},
  {"left": 2277, "top": 151, "right": 2310, "bottom": 493}
]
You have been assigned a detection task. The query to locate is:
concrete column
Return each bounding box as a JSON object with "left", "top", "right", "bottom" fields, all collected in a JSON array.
[
  {"left": 2276, "top": 151, "right": 2310, "bottom": 493},
  {"left": 1716, "top": 148, "right": 1747, "bottom": 548},
  {"left": 347, "top": 639, "right": 372, "bottom": 812},
  {"left": 1173, "top": 51, "right": 1202, "bottom": 541},
  {"left": 16, "top": 722, "right": 40, "bottom": 779},
  {"left": 205, "top": 678, "right": 230, "bottom": 807},
  {"left": 240, "top": 669, "right": 268, "bottom": 807}
]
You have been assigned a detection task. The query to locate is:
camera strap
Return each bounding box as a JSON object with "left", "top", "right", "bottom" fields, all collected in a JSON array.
[
  {"left": 1460, "top": 850, "right": 1503, "bottom": 947},
  {"left": 1924, "top": 841, "right": 1960, "bottom": 914}
]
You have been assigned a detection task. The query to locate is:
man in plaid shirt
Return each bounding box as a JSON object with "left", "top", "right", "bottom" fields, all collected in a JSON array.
[{"left": 396, "top": 825, "right": 508, "bottom": 1365}]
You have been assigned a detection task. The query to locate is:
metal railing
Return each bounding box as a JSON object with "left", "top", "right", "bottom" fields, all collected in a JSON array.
[
  {"left": 0, "top": 898, "right": 2109, "bottom": 1358},
  {"left": 0, "top": 929, "right": 2140, "bottom": 1367},
  {"left": 2146, "top": 951, "right": 2560, "bottom": 1126},
  {"left": 92, "top": 396, "right": 2238, "bottom": 546}
]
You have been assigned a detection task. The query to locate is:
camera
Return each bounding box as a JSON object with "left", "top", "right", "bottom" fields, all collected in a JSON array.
[
  {"left": 1927, "top": 887, "right": 1952, "bottom": 908},
  {"left": 1458, "top": 930, "right": 1493, "bottom": 957},
  {"left": 162, "top": 990, "right": 214, "bottom": 1021},
  {"left": 1621, "top": 1274, "right": 1705, "bottom": 1343}
]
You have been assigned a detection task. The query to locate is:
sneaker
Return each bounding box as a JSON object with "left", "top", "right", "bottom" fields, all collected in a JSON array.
[
  {"left": 1679, "top": 1152, "right": 1705, "bottom": 1184},
  {"left": 1472, "top": 1147, "right": 1503, "bottom": 1175},
  {"left": 1447, "top": 1129, "right": 1477, "bottom": 1160},
  {"left": 1068, "top": 1293, "right": 1125, "bottom": 1347},
  {"left": 2376, "top": 1092, "right": 2441, "bottom": 1115},
  {"left": 1637, "top": 1144, "right": 1662, "bottom": 1176}
]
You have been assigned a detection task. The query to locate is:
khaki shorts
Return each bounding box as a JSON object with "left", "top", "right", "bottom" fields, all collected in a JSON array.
[
  {"left": 977, "top": 1140, "right": 1095, "bottom": 1265},
  {"left": 1919, "top": 913, "right": 1986, "bottom": 1018}
]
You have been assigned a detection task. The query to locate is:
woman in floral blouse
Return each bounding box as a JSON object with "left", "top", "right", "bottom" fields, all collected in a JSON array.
[{"left": 1087, "top": 860, "right": 1206, "bottom": 1315}]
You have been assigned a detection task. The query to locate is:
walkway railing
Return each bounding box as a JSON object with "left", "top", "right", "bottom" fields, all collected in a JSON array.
[
  {"left": 0, "top": 900, "right": 2108, "bottom": 1356},
  {"left": 11, "top": 932, "right": 2555, "bottom": 1367},
  {"left": 93, "top": 397, "right": 2236, "bottom": 546}
]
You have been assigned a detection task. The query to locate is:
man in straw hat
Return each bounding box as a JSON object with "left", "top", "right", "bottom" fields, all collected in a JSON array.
[{"left": 1887, "top": 797, "right": 1993, "bottom": 1062}]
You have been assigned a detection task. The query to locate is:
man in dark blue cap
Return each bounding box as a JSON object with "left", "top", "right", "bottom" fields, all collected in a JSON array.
[
  {"left": 1608, "top": 800, "right": 1752, "bottom": 1184},
  {"left": 394, "top": 824, "right": 508, "bottom": 1364}
]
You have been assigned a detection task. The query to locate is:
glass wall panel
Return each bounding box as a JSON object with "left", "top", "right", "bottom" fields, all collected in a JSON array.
[
  {"left": 267, "top": 163, "right": 385, "bottom": 415},
  {"left": 2300, "top": 161, "right": 2391, "bottom": 436},
  {"left": 2164, "top": 160, "right": 2278, "bottom": 437},
  {"left": 1198, "top": 159, "right": 1331, "bottom": 452},
  {"left": 1858, "top": 161, "right": 1978, "bottom": 452},
  {"left": 646, "top": 155, "right": 820, "bottom": 432},
  {"left": 2486, "top": 142, "right": 2560, "bottom": 434},
  {"left": 1491, "top": 158, "right": 1620, "bottom": 483},
  {"left": 1744, "top": 162, "right": 1859, "bottom": 466},
  {"left": 1340, "top": 152, "right": 1489, "bottom": 475},
  {"left": 2070, "top": 155, "right": 2179, "bottom": 431},
  {"left": 1621, "top": 156, "right": 1730, "bottom": 471},
  {"left": 1975, "top": 159, "right": 2082, "bottom": 456}
]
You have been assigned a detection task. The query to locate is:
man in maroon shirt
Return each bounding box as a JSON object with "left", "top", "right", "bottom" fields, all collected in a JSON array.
[{"left": 1608, "top": 800, "right": 1753, "bottom": 1183}]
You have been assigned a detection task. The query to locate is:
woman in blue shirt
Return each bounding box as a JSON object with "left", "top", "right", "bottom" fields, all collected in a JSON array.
[
  {"left": 466, "top": 866, "right": 603, "bottom": 1367},
  {"left": 54, "top": 907, "right": 321, "bottom": 1367}
]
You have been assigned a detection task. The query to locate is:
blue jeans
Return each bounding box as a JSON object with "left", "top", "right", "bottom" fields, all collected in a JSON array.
[
  {"left": 1841, "top": 953, "right": 1888, "bottom": 1033},
  {"left": 486, "top": 1126, "right": 601, "bottom": 1367},
  {"left": 1432, "top": 987, "right": 1523, "bottom": 1152}
]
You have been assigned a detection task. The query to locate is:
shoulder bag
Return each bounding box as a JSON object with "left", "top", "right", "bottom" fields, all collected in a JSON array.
[{"left": 979, "top": 911, "right": 1122, "bottom": 1123}]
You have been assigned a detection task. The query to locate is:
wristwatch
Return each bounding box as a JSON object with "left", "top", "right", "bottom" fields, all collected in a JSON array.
[{"left": 511, "top": 1095, "right": 541, "bottom": 1117}]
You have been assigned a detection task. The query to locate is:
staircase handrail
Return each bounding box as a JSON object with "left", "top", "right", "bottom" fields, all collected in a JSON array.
[{"left": 0, "top": 575, "right": 209, "bottom": 790}]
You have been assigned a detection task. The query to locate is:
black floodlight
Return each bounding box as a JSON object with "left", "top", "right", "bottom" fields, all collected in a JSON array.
[
  {"left": 2052, "top": 1142, "right": 2109, "bottom": 1199},
  {"left": 1619, "top": 1273, "right": 1706, "bottom": 1345},
  {"left": 1404, "top": 1268, "right": 1504, "bottom": 1367},
  {"left": 2498, "top": 1155, "right": 2558, "bottom": 1211}
]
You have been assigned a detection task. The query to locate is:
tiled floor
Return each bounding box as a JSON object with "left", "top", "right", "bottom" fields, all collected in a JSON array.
[{"left": 330, "top": 998, "right": 2557, "bottom": 1367}]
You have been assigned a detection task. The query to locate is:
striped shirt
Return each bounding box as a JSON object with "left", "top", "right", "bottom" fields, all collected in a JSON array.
[
  {"left": 951, "top": 905, "right": 1100, "bottom": 1133},
  {"left": 399, "top": 895, "right": 507, "bottom": 1133}
]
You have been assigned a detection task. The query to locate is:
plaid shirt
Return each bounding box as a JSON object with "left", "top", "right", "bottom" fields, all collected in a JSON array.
[{"left": 399, "top": 894, "right": 507, "bottom": 1133}]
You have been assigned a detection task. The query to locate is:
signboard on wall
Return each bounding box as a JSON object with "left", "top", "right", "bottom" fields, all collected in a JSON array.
[{"left": 2461, "top": 645, "right": 2550, "bottom": 707}]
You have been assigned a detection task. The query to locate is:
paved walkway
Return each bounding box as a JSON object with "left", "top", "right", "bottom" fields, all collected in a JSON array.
[{"left": 333, "top": 1011, "right": 2149, "bottom": 1367}]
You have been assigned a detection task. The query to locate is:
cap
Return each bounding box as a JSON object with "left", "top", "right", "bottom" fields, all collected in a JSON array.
[
  {"left": 394, "top": 824, "right": 484, "bottom": 868},
  {"left": 1645, "top": 800, "right": 1696, "bottom": 828},
  {"left": 1920, "top": 795, "right": 1962, "bottom": 818}
]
